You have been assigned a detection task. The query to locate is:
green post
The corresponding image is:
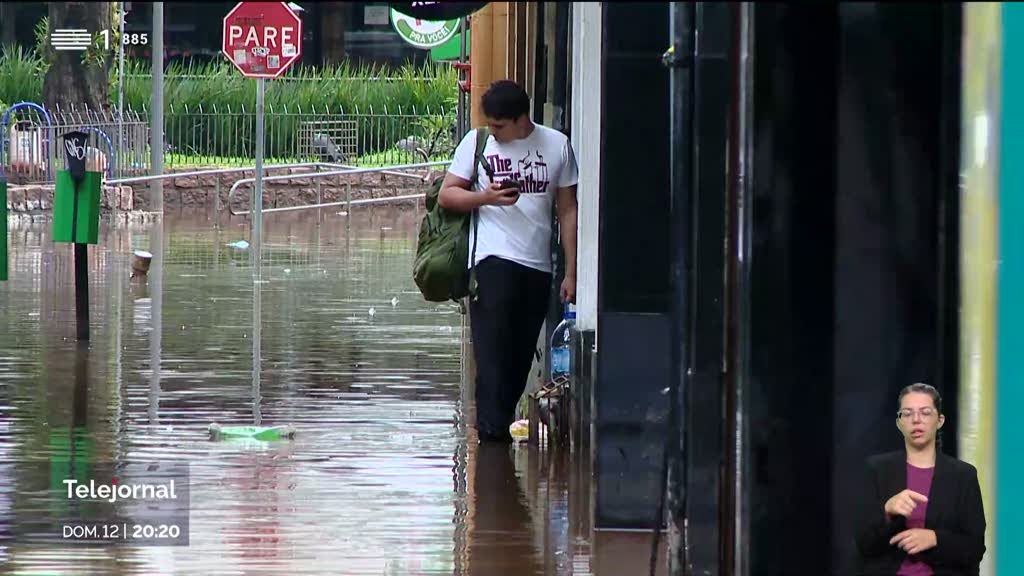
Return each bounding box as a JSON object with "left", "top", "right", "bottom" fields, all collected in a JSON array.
[
  {"left": 52, "top": 170, "right": 102, "bottom": 245},
  {"left": 0, "top": 177, "right": 7, "bottom": 281},
  {"left": 57, "top": 132, "right": 97, "bottom": 341},
  {"left": 998, "top": 4, "right": 1024, "bottom": 574}
]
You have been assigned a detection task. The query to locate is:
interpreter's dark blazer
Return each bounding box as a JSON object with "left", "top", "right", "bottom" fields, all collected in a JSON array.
[{"left": 855, "top": 450, "right": 986, "bottom": 576}]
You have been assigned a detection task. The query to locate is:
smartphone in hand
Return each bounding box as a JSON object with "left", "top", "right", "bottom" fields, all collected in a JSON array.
[{"left": 499, "top": 179, "right": 522, "bottom": 193}]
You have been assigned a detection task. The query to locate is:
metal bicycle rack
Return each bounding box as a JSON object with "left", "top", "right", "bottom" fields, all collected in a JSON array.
[
  {"left": 0, "top": 102, "right": 55, "bottom": 184},
  {"left": 225, "top": 160, "right": 450, "bottom": 216},
  {"left": 77, "top": 126, "right": 117, "bottom": 179}
]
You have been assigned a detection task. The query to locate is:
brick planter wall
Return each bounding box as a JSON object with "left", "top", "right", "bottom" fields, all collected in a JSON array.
[
  {"left": 134, "top": 166, "right": 433, "bottom": 211},
  {"left": 5, "top": 165, "right": 438, "bottom": 214},
  {"left": 5, "top": 183, "right": 134, "bottom": 212}
]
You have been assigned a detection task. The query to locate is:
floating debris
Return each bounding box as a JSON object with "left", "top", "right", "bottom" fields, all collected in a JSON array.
[
  {"left": 208, "top": 423, "right": 296, "bottom": 442},
  {"left": 510, "top": 419, "right": 530, "bottom": 442},
  {"left": 131, "top": 250, "right": 153, "bottom": 277}
]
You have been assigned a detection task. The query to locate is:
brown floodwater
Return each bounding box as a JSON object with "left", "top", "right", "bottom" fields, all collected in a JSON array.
[{"left": 0, "top": 207, "right": 664, "bottom": 575}]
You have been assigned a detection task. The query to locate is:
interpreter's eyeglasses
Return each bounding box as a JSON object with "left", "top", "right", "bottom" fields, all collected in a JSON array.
[{"left": 897, "top": 408, "right": 937, "bottom": 420}]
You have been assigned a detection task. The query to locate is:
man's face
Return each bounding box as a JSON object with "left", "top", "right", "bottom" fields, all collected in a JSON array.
[{"left": 485, "top": 114, "right": 522, "bottom": 143}]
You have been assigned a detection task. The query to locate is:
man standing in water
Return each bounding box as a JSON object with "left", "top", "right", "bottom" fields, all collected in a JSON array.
[{"left": 438, "top": 80, "right": 579, "bottom": 443}]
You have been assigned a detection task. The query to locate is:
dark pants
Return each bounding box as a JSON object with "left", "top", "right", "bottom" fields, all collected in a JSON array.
[{"left": 469, "top": 256, "right": 552, "bottom": 438}]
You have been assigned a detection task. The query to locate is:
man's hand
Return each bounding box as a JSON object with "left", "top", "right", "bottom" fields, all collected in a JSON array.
[
  {"left": 560, "top": 275, "right": 576, "bottom": 304},
  {"left": 884, "top": 489, "right": 929, "bottom": 519},
  {"left": 438, "top": 175, "right": 518, "bottom": 212},
  {"left": 889, "top": 529, "right": 937, "bottom": 555},
  {"left": 483, "top": 181, "right": 519, "bottom": 206}
]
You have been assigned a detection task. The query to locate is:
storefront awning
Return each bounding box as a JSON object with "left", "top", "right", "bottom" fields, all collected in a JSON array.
[{"left": 389, "top": 2, "right": 489, "bottom": 21}]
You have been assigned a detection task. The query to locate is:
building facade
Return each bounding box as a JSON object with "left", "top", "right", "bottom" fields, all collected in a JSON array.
[{"left": 2, "top": 2, "right": 438, "bottom": 68}]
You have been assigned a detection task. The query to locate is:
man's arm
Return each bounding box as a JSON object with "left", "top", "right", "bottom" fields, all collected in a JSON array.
[
  {"left": 438, "top": 173, "right": 485, "bottom": 212},
  {"left": 440, "top": 128, "right": 505, "bottom": 213},
  {"left": 439, "top": 172, "right": 516, "bottom": 212},
  {"left": 556, "top": 185, "right": 578, "bottom": 303}
]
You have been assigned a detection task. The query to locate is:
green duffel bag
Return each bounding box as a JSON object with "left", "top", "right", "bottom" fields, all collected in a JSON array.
[{"left": 413, "top": 127, "right": 490, "bottom": 304}]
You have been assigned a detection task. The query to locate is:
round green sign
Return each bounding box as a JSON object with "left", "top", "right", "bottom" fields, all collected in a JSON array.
[{"left": 390, "top": 9, "right": 460, "bottom": 49}]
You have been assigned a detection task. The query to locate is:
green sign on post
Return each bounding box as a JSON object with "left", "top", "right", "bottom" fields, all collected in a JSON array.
[
  {"left": 431, "top": 28, "right": 469, "bottom": 61},
  {"left": 1, "top": 177, "right": 7, "bottom": 281},
  {"left": 390, "top": 8, "right": 460, "bottom": 49},
  {"left": 52, "top": 170, "right": 102, "bottom": 245}
]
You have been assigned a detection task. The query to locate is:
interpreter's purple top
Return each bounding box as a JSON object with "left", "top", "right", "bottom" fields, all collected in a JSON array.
[{"left": 898, "top": 463, "right": 935, "bottom": 576}]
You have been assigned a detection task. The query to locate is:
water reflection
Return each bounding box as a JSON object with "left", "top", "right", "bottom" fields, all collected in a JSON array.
[
  {"left": 251, "top": 214, "right": 263, "bottom": 428},
  {"left": 150, "top": 219, "right": 164, "bottom": 427},
  {"left": 0, "top": 207, "right": 649, "bottom": 575}
]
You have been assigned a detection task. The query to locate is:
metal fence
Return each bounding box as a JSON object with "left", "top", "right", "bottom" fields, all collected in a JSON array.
[
  {"left": 0, "top": 104, "right": 149, "bottom": 184},
  {"left": 157, "top": 102, "right": 457, "bottom": 169},
  {"left": 0, "top": 103, "right": 456, "bottom": 185}
]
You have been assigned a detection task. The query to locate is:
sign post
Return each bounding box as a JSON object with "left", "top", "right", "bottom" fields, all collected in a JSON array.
[
  {"left": 223, "top": 2, "right": 301, "bottom": 417},
  {"left": 0, "top": 176, "right": 7, "bottom": 282},
  {"left": 254, "top": 77, "right": 264, "bottom": 258},
  {"left": 222, "top": 1, "right": 303, "bottom": 252},
  {"left": 53, "top": 130, "right": 100, "bottom": 341}
]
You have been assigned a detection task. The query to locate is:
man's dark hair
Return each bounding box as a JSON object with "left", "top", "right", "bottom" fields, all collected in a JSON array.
[{"left": 481, "top": 80, "right": 530, "bottom": 120}]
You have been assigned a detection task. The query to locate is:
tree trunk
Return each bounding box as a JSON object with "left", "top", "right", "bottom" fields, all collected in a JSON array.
[
  {"left": 42, "top": 2, "right": 112, "bottom": 112},
  {"left": 321, "top": 2, "right": 348, "bottom": 66},
  {"left": 0, "top": 3, "right": 17, "bottom": 47}
]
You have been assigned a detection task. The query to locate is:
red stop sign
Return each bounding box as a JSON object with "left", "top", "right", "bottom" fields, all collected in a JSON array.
[{"left": 222, "top": 2, "right": 303, "bottom": 79}]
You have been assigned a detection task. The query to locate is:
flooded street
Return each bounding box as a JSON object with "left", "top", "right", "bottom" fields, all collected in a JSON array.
[{"left": 0, "top": 207, "right": 657, "bottom": 575}]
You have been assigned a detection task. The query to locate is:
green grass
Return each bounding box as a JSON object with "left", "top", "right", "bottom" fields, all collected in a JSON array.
[
  {"left": 166, "top": 154, "right": 306, "bottom": 168},
  {"left": 348, "top": 150, "right": 451, "bottom": 168},
  {"left": 165, "top": 150, "right": 451, "bottom": 169}
]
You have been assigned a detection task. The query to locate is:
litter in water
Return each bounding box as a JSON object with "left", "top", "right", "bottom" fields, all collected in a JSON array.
[
  {"left": 510, "top": 419, "right": 529, "bottom": 442},
  {"left": 208, "top": 423, "right": 297, "bottom": 441}
]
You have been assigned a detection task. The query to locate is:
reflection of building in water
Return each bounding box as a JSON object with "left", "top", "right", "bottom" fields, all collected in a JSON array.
[{"left": 0, "top": 431, "right": 11, "bottom": 564}]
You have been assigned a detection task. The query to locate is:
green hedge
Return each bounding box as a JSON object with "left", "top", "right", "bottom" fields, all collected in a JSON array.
[
  {"left": 1, "top": 48, "right": 459, "bottom": 160},
  {"left": 128, "top": 59, "right": 458, "bottom": 159},
  {"left": 121, "top": 59, "right": 457, "bottom": 113},
  {"left": 0, "top": 47, "right": 459, "bottom": 113},
  {"left": 0, "top": 45, "right": 46, "bottom": 107}
]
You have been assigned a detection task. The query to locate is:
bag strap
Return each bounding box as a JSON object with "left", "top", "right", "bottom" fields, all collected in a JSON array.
[{"left": 467, "top": 127, "right": 491, "bottom": 302}]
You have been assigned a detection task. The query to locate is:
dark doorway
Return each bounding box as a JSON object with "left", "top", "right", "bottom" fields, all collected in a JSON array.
[
  {"left": 593, "top": 1, "right": 672, "bottom": 529},
  {"left": 745, "top": 3, "right": 961, "bottom": 574}
]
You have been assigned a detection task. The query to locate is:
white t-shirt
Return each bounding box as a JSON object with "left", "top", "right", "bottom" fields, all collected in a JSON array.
[{"left": 448, "top": 124, "right": 579, "bottom": 273}]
